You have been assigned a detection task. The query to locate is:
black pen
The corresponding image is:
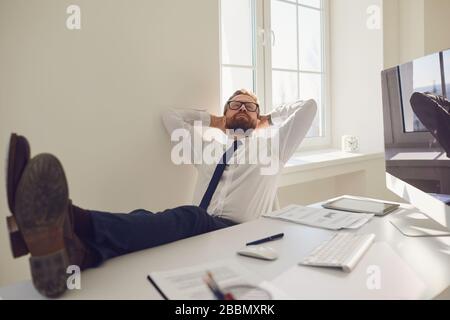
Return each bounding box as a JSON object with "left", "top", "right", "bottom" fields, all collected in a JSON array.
[{"left": 246, "top": 233, "right": 284, "bottom": 246}]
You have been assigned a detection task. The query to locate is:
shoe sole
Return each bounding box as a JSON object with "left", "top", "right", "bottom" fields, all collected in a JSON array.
[{"left": 14, "top": 153, "right": 69, "bottom": 298}]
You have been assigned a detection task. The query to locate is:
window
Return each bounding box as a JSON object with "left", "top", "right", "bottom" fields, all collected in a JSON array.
[
  {"left": 220, "top": 0, "right": 256, "bottom": 104},
  {"left": 220, "top": 0, "right": 329, "bottom": 147}
]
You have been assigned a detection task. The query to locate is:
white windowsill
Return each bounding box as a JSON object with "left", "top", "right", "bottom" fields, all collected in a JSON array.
[{"left": 279, "top": 149, "right": 385, "bottom": 187}]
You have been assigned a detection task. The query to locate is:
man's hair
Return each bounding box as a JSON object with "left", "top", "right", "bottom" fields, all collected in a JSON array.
[{"left": 223, "top": 89, "right": 259, "bottom": 115}]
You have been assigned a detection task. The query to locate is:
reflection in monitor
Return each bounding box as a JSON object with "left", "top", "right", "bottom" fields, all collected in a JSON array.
[{"left": 381, "top": 49, "right": 450, "bottom": 228}]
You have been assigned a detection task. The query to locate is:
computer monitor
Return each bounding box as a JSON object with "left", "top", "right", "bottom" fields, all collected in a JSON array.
[{"left": 381, "top": 49, "right": 450, "bottom": 231}]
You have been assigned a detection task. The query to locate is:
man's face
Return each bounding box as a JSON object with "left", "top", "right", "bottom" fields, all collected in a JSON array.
[{"left": 225, "top": 94, "right": 259, "bottom": 131}]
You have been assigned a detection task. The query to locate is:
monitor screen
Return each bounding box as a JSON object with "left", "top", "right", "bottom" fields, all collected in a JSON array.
[{"left": 381, "top": 49, "right": 450, "bottom": 206}]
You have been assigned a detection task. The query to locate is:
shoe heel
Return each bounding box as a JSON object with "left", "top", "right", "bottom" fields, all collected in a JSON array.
[
  {"left": 6, "top": 216, "right": 29, "bottom": 258},
  {"left": 29, "top": 249, "right": 69, "bottom": 298}
]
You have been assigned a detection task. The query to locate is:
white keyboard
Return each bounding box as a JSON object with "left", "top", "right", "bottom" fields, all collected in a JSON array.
[{"left": 300, "top": 233, "right": 375, "bottom": 272}]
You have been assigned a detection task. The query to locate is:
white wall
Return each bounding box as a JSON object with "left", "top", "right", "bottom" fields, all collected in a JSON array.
[
  {"left": 0, "top": 0, "right": 220, "bottom": 286},
  {"left": 397, "top": 0, "right": 425, "bottom": 65},
  {"left": 383, "top": 0, "right": 450, "bottom": 68},
  {"left": 330, "top": 0, "right": 385, "bottom": 154},
  {"left": 424, "top": 0, "right": 450, "bottom": 54},
  {"left": 382, "top": 0, "right": 400, "bottom": 69}
]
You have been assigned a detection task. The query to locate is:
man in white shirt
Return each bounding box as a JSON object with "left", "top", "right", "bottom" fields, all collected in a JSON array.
[
  {"left": 5, "top": 89, "right": 316, "bottom": 297},
  {"left": 163, "top": 90, "right": 317, "bottom": 223}
]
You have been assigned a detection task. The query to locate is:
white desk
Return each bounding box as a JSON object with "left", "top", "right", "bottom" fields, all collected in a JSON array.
[{"left": 1, "top": 195, "right": 449, "bottom": 300}]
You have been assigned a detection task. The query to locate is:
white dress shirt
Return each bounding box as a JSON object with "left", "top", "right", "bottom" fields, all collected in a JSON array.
[{"left": 162, "top": 99, "right": 317, "bottom": 223}]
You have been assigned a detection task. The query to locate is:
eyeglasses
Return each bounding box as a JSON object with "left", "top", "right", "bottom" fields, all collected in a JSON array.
[{"left": 227, "top": 100, "right": 259, "bottom": 112}]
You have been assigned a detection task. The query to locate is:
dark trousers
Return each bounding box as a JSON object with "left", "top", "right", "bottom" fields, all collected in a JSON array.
[{"left": 84, "top": 206, "right": 236, "bottom": 265}]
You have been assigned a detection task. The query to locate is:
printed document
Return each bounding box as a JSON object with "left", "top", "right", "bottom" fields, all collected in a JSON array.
[
  {"left": 148, "top": 260, "right": 288, "bottom": 300},
  {"left": 263, "top": 204, "right": 373, "bottom": 230}
]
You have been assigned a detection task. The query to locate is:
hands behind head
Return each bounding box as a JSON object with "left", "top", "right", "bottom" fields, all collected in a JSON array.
[
  {"left": 257, "top": 114, "right": 271, "bottom": 129},
  {"left": 210, "top": 115, "right": 227, "bottom": 133}
]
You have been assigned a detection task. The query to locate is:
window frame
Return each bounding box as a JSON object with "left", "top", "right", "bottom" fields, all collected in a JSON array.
[
  {"left": 382, "top": 66, "right": 434, "bottom": 148},
  {"left": 219, "top": 0, "right": 331, "bottom": 150}
]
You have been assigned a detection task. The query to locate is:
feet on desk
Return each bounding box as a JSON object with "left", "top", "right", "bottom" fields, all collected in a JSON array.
[{"left": 5, "top": 134, "right": 93, "bottom": 298}]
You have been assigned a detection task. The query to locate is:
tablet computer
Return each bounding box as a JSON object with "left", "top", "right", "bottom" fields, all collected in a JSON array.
[{"left": 322, "top": 197, "right": 400, "bottom": 216}]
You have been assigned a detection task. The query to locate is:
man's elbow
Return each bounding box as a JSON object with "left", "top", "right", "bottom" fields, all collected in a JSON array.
[{"left": 302, "top": 99, "right": 318, "bottom": 120}]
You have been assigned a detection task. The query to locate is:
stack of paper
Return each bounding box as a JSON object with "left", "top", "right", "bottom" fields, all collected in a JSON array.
[{"left": 263, "top": 204, "right": 373, "bottom": 230}]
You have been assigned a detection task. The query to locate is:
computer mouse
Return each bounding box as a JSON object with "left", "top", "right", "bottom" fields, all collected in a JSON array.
[{"left": 237, "top": 246, "right": 278, "bottom": 261}]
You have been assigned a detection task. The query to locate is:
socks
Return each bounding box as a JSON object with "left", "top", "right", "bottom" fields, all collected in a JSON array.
[
  {"left": 70, "top": 205, "right": 101, "bottom": 269},
  {"left": 71, "top": 205, "right": 95, "bottom": 242}
]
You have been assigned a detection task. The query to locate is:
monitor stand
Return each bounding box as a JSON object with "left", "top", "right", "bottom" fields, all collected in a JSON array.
[{"left": 390, "top": 210, "right": 450, "bottom": 237}]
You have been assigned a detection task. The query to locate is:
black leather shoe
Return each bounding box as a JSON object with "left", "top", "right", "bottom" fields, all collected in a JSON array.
[
  {"left": 14, "top": 153, "right": 88, "bottom": 298},
  {"left": 6, "top": 133, "right": 31, "bottom": 258},
  {"left": 7, "top": 133, "right": 30, "bottom": 213}
]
